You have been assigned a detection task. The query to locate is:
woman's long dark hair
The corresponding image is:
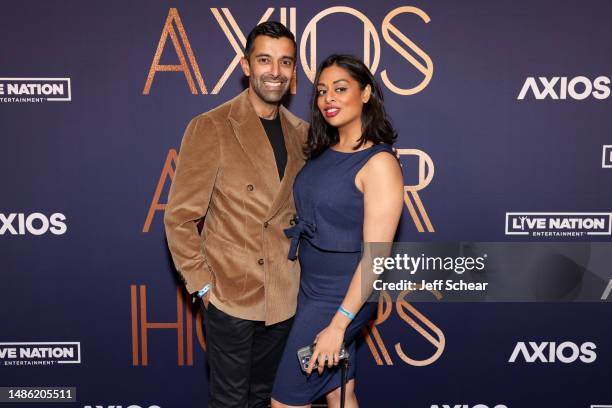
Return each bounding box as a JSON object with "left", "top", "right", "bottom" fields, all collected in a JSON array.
[{"left": 305, "top": 54, "right": 397, "bottom": 158}]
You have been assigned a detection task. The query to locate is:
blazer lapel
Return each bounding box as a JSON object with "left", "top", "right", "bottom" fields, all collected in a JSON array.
[
  {"left": 265, "top": 105, "right": 306, "bottom": 220},
  {"left": 228, "top": 90, "right": 281, "bottom": 196}
]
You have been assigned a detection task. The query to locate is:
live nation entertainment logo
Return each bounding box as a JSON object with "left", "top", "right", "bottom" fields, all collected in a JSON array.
[
  {"left": 0, "top": 78, "right": 71, "bottom": 103},
  {"left": 0, "top": 342, "right": 81, "bottom": 366},
  {"left": 505, "top": 212, "right": 612, "bottom": 237}
]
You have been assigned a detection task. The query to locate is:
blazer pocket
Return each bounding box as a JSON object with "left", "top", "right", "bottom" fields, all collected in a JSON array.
[{"left": 203, "top": 233, "right": 249, "bottom": 297}]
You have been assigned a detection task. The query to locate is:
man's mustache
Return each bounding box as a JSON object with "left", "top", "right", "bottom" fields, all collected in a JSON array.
[{"left": 261, "top": 75, "right": 289, "bottom": 83}]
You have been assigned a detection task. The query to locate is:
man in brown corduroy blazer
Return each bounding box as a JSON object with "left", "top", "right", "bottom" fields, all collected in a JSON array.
[{"left": 164, "top": 22, "right": 308, "bottom": 408}]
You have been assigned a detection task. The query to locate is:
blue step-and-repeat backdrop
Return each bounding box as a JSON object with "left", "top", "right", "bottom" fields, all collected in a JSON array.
[{"left": 1, "top": 1, "right": 611, "bottom": 407}]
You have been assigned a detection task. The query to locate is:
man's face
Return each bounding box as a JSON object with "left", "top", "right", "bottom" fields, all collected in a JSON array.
[{"left": 240, "top": 35, "right": 295, "bottom": 104}]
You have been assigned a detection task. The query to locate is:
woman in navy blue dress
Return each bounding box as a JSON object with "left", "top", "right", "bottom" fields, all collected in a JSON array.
[{"left": 271, "top": 54, "right": 404, "bottom": 408}]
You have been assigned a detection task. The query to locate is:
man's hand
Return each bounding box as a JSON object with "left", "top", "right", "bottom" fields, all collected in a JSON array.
[
  {"left": 194, "top": 284, "right": 212, "bottom": 310},
  {"left": 202, "top": 291, "right": 210, "bottom": 310}
]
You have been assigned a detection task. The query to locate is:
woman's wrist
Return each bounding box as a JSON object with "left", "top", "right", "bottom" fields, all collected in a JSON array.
[{"left": 331, "top": 311, "right": 351, "bottom": 331}]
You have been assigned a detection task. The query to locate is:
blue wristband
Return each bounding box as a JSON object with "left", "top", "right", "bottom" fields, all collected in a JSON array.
[
  {"left": 338, "top": 306, "right": 355, "bottom": 320},
  {"left": 197, "top": 284, "right": 211, "bottom": 298}
]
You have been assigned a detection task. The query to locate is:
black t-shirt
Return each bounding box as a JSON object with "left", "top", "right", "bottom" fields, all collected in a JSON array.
[{"left": 260, "top": 115, "right": 287, "bottom": 180}]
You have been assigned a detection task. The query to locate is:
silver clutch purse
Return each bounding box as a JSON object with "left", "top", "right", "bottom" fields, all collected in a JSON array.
[{"left": 297, "top": 342, "right": 349, "bottom": 372}]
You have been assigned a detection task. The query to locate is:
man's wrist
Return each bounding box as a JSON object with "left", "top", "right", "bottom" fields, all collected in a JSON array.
[{"left": 196, "top": 283, "right": 212, "bottom": 298}]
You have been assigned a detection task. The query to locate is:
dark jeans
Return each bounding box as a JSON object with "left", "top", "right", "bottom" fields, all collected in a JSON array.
[{"left": 203, "top": 302, "right": 293, "bottom": 408}]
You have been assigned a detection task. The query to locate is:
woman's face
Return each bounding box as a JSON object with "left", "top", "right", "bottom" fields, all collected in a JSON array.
[{"left": 316, "top": 64, "right": 370, "bottom": 130}]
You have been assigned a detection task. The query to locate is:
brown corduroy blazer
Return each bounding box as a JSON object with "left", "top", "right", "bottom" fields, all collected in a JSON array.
[{"left": 164, "top": 89, "right": 308, "bottom": 325}]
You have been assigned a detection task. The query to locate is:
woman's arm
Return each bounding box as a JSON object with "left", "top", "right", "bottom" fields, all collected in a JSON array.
[{"left": 307, "top": 151, "right": 404, "bottom": 374}]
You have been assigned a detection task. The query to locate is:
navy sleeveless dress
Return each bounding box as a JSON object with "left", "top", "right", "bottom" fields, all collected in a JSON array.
[{"left": 271, "top": 143, "right": 395, "bottom": 405}]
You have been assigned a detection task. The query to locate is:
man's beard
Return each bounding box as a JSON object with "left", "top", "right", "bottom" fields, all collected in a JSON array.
[{"left": 250, "top": 74, "right": 290, "bottom": 104}]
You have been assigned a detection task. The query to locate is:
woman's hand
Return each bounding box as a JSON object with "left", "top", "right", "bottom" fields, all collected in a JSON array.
[{"left": 306, "top": 322, "right": 346, "bottom": 375}]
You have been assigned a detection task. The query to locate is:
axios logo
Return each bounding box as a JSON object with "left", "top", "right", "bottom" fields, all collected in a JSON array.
[
  {"left": 509, "top": 341, "right": 597, "bottom": 363},
  {"left": 431, "top": 405, "right": 507, "bottom": 408},
  {"left": 0, "top": 342, "right": 81, "bottom": 366},
  {"left": 0, "top": 78, "right": 71, "bottom": 103},
  {"left": 0, "top": 213, "right": 67, "bottom": 236},
  {"left": 602, "top": 145, "right": 612, "bottom": 168},
  {"left": 144, "top": 6, "right": 433, "bottom": 96},
  {"left": 83, "top": 405, "right": 160, "bottom": 408},
  {"left": 517, "top": 76, "right": 610, "bottom": 100},
  {"left": 505, "top": 212, "right": 612, "bottom": 237}
]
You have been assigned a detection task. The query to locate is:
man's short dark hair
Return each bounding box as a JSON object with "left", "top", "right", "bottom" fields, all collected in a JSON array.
[{"left": 244, "top": 21, "right": 296, "bottom": 59}]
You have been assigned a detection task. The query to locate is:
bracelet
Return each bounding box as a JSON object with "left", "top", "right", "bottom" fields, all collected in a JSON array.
[
  {"left": 197, "top": 284, "right": 211, "bottom": 298},
  {"left": 338, "top": 306, "right": 355, "bottom": 320}
]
